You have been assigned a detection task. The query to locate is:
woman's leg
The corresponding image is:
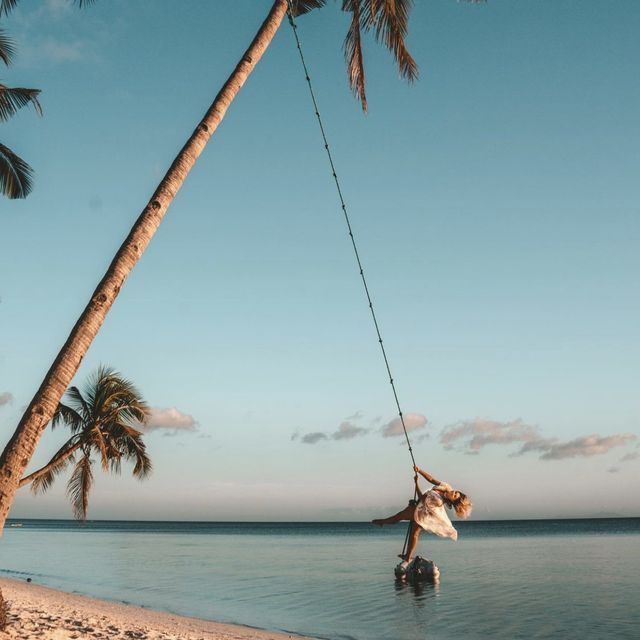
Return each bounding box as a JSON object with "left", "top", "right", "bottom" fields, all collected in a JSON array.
[
  {"left": 402, "top": 523, "right": 421, "bottom": 561},
  {"left": 372, "top": 503, "right": 415, "bottom": 527}
]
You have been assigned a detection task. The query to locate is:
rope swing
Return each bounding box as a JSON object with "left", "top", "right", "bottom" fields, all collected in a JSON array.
[{"left": 286, "top": 6, "right": 418, "bottom": 485}]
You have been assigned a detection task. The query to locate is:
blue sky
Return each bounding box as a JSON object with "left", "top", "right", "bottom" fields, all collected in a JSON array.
[{"left": 1, "top": 0, "right": 638, "bottom": 521}]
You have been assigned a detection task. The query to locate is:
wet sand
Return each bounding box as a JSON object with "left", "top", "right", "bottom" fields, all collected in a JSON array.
[{"left": 0, "top": 578, "right": 311, "bottom": 640}]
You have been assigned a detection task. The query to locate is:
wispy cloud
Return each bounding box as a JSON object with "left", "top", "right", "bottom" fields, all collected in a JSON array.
[
  {"left": 11, "top": 1, "right": 110, "bottom": 69},
  {"left": 45, "top": 0, "right": 73, "bottom": 17},
  {"left": 382, "top": 413, "right": 427, "bottom": 438},
  {"left": 441, "top": 418, "right": 541, "bottom": 454},
  {"left": 300, "top": 432, "right": 328, "bottom": 445},
  {"left": 0, "top": 392, "right": 13, "bottom": 407},
  {"left": 294, "top": 411, "right": 429, "bottom": 444},
  {"left": 144, "top": 407, "right": 197, "bottom": 434},
  {"left": 331, "top": 421, "right": 368, "bottom": 441},
  {"left": 440, "top": 418, "right": 637, "bottom": 461},
  {"left": 17, "top": 37, "right": 87, "bottom": 66},
  {"left": 293, "top": 412, "right": 371, "bottom": 445},
  {"left": 535, "top": 434, "right": 637, "bottom": 461}
]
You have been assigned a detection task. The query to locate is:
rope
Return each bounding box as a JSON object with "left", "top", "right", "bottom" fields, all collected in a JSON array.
[{"left": 286, "top": 4, "right": 417, "bottom": 472}]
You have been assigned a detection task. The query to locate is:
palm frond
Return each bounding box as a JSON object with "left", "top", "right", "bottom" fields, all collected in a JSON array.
[
  {"left": 123, "top": 430, "right": 152, "bottom": 479},
  {"left": 86, "top": 365, "right": 117, "bottom": 418},
  {"left": 0, "top": 0, "right": 19, "bottom": 17},
  {"left": 343, "top": 0, "right": 367, "bottom": 111},
  {"left": 66, "top": 455, "right": 93, "bottom": 521},
  {"left": 86, "top": 425, "right": 109, "bottom": 471},
  {"left": 0, "top": 85, "right": 42, "bottom": 122},
  {"left": 0, "top": 142, "right": 34, "bottom": 199},
  {"left": 290, "top": 0, "right": 327, "bottom": 17},
  {"left": 94, "top": 366, "right": 149, "bottom": 426},
  {"left": 109, "top": 455, "right": 122, "bottom": 475},
  {"left": 30, "top": 438, "right": 81, "bottom": 494},
  {"left": 0, "top": 30, "right": 16, "bottom": 66},
  {"left": 52, "top": 402, "right": 84, "bottom": 432},
  {"left": 360, "top": 0, "right": 418, "bottom": 83},
  {"left": 65, "top": 385, "right": 91, "bottom": 424}
]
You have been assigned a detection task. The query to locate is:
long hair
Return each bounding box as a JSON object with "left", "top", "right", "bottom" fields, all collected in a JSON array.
[{"left": 451, "top": 492, "right": 472, "bottom": 519}]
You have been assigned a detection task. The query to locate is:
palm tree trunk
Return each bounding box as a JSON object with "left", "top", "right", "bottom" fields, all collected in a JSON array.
[
  {"left": 18, "top": 441, "right": 82, "bottom": 489},
  {"left": 0, "top": 0, "right": 290, "bottom": 532}
]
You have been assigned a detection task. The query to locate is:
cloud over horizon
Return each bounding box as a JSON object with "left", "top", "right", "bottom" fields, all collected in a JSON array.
[
  {"left": 294, "top": 412, "right": 429, "bottom": 444},
  {"left": 300, "top": 432, "right": 328, "bottom": 445},
  {"left": 332, "top": 421, "right": 368, "bottom": 441},
  {"left": 441, "top": 418, "right": 541, "bottom": 454},
  {"left": 294, "top": 421, "right": 369, "bottom": 445},
  {"left": 144, "top": 407, "right": 197, "bottom": 434},
  {"left": 533, "top": 434, "right": 637, "bottom": 461},
  {"left": 293, "top": 412, "right": 379, "bottom": 445},
  {"left": 0, "top": 392, "right": 13, "bottom": 407},
  {"left": 382, "top": 413, "right": 427, "bottom": 438},
  {"left": 440, "top": 418, "right": 637, "bottom": 461}
]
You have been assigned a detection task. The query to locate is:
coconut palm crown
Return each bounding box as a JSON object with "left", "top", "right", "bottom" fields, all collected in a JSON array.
[
  {"left": 0, "top": 29, "right": 41, "bottom": 198},
  {"left": 19, "top": 366, "right": 152, "bottom": 520}
]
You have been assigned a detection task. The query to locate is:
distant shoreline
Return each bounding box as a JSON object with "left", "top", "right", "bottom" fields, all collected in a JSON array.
[
  {"left": 0, "top": 577, "right": 312, "bottom": 640},
  {"left": 6, "top": 515, "right": 639, "bottom": 525}
]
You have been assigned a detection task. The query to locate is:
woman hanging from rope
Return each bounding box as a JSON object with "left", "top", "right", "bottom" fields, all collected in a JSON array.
[{"left": 372, "top": 466, "right": 472, "bottom": 568}]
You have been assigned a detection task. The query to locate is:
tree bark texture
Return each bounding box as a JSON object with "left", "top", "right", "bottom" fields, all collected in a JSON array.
[{"left": 0, "top": 0, "right": 289, "bottom": 531}]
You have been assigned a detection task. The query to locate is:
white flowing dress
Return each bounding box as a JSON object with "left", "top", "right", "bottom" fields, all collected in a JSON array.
[{"left": 413, "top": 483, "right": 458, "bottom": 541}]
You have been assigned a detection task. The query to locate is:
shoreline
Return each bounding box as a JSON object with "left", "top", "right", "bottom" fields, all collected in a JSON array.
[{"left": 0, "top": 577, "right": 313, "bottom": 640}]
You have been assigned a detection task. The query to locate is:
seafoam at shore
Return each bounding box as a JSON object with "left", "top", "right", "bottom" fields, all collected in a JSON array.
[{"left": 0, "top": 578, "right": 311, "bottom": 640}]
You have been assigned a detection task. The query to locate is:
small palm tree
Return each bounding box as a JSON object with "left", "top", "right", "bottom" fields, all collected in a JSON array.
[
  {"left": 19, "top": 366, "right": 152, "bottom": 520},
  {"left": 0, "top": 29, "right": 41, "bottom": 198}
]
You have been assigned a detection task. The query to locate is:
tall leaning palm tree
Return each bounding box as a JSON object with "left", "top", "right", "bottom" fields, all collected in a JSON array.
[
  {"left": 0, "top": 0, "right": 477, "bottom": 530},
  {"left": 19, "top": 366, "right": 151, "bottom": 521},
  {"left": 0, "top": 29, "right": 41, "bottom": 198}
]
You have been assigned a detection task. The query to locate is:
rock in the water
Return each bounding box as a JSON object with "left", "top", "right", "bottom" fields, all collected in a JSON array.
[{"left": 394, "top": 556, "right": 440, "bottom": 582}]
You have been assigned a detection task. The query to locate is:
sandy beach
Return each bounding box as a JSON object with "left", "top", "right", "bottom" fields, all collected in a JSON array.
[{"left": 0, "top": 578, "right": 311, "bottom": 640}]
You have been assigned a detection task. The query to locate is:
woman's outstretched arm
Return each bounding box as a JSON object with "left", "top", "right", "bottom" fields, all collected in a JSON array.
[
  {"left": 414, "top": 474, "right": 424, "bottom": 499},
  {"left": 414, "top": 466, "right": 441, "bottom": 486}
]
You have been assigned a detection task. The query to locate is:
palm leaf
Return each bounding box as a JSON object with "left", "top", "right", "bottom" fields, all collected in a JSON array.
[
  {"left": 65, "top": 385, "right": 91, "bottom": 425},
  {"left": 122, "top": 430, "right": 152, "bottom": 479},
  {"left": 343, "top": 0, "right": 368, "bottom": 111},
  {"left": 92, "top": 424, "right": 110, "bottom": 471},
  {"left": 290, "top": 0, "right": 327, "bottom": 17},
  {"left": 359, "top": 0, "right": 418, "bottom": 83},
  {"left": 66, "top": 455, "right": 93, "bottom": 521},
  {"left": 108, "top": 455, "right": 122, "bottom": 475},
  {"left": 0, "top": 85, "right": 42, "bottom": 122},
  {"left": 30, "top": 438, "right": 81, "bottom": 494},
  {"left": 0, "top": 0, "right": 19, "bottom": 17},
  {"left": 0, "top": 143, "right": 34, "bottom": 199},
  {"left": 0, "top": 30, "right": 16, "bottom": 66},
  {"left": 52, "top": 402, "right": 84, "bottom": 432}
]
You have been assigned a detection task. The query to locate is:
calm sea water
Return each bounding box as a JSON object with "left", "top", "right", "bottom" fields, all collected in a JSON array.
[{"left": 2, "top": 519, "right": 639, "bottom": 640}]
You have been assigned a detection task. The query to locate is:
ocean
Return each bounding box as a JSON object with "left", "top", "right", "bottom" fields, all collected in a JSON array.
[{"left": 2, "top": 518, "right": 639, "bottom": 640}]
